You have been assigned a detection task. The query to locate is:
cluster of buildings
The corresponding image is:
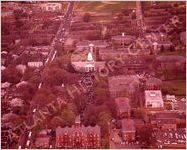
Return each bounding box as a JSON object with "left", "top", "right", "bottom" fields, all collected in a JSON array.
[
  {"left": 34, "top": 116, "right": 101, "bottom": 149},
  {"left": 1, "top": 1, "right": 186, "bottom": 149}
]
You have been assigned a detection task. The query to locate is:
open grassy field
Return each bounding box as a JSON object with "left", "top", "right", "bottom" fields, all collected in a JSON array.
[
  {"left": 75, "top": 1, "right": 136, "bottom": 13},
  {"left": 163, "top": 80, "right": 186, "bottom": 96}
]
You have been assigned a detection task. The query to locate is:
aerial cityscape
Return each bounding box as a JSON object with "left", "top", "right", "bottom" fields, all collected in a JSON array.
[{"left": 1, "top": 1, "right": 186, "bottom": 149}]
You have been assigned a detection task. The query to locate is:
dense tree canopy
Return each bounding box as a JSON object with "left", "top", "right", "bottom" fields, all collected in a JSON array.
[
  {"left": 17, "top": 83, "right": 37, "bottom": 102},
  {"left": 2, "top": 64, "right": 22, "bottom": 84},
  {"left": 33, "top": 87, "right": 56, "bottom": 108},
  {"left": 83, "top": 13, "right": 90, "bottom": 22},
  {"left": 42, "top": 68, "right": 79, "bottom": 86}
]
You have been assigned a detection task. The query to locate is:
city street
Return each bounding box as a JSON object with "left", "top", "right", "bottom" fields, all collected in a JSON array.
[{"left": 18, "top": 2, "right": 75, "bottom": 149}]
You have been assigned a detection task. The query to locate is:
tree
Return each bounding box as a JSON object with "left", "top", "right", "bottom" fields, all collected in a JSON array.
[
  {"left": 120, "top": 89, "right": 130, "bottom": 98},
  {"left": 105, "top": 101, "right": 117, "bottom": 118},
  {"left": 50, "top": 116, "right": 63, "bottom": 128},
  {"left": 32, "top": 121, "right": 45, "bottom": 139},
  {"left": 49, "top": 54, "right": 76, "bottom": 73},
  {"left": 101, "top": 137, "right": 109, "bottom": 149},
  {"left": 1, "top": 101, "right": 11, "bottom": 115},
  {"left": 97, "top": 112, "right": 111, "bottom": 138},
  {"left": 83, "top": 105, "right": 97, "bottom": 126},
  {"left": 117, "top": 13, "right": 123, "bottom": 21},
  {"left": 83, "top": 13, "right": 90, "bottom": 22},
  {"left": 95, "top": 87, "right": 110, "bottom": 101},
  {"left": 138, "top": 125, "right": 154, "bottom": 148},
  {"left": 2, "top": 64, "right": 22, "bottom": 84},
  {"left": 28, "top": 75, "right": 41, "bottom": 87},
  {"left": 2, "top": 24, "right": 10, "bottom": 35},
  {"left": 94, "top": 80, "right": 108, "bottom": 89},
  {"left": 160, "top": 45, "right": 164, "bottom": 52},
  {"left": 131, "top": 13, "right": 136, "bottom": 19},
  {"left": 42, "top": 21, "right": 51, "bottom": 30},
  {"left": 116, "top": 120, "right": 122, "bottom": 129},
  {"left": 23, "top": 68, "right": 36, "bottom": 81},
  {"left": 17, "top": 83, "right": 37, "bottom": 102},
  {"left": 42, "top": 68, "right": 79, "bottom": 86},
  {"left": 170, "top": 45, "right": 175, "bottom": 52},
  {"left": 60, "top": 108, "right": 76, "bottom": 127},
  {"left": 163, "top": 68, "right": 172, "bottom": 80},
  {"left": 15, "top": 20, "right": 24, "bottom": 28},
  {"left": 13, "top": 9, "right": 23, "bottom": 20},
  {"left": 54, "top": 44, "right": 63, "bottom": 56},
  {"left": 33, "top": 88, "right": 56, "bottom": 109},
  {"left": 72, "top": 94, "right": 87, "bottom": 114}
]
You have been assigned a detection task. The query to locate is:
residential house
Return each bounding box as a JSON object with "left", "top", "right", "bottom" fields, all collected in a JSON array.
[
  {"left": 115, "top": 97, "right": 131, "bottom": 118},
  {"left": 145, "top": 90, "right": 164, "bottom": 108},
  {"left": 144, "top": 32, "right": 167, "bottom": 41},
  {"left": 108, "top": 75, "right": 139, "bottom": 98},
  {"left": 1, "top": 66, "right": 6, "bottom": 71},
  {"left": 10, "top": 98, "right": 24, "bottom": 107},
  {"left": 56, "top": 116, "right": 101, "bottom": 149},
  {"left": 121, "top": 119, "right": 135, "bottom": 141},
  {"left": 165, "top": 95, "right": 176, "bottom": 102},
  {"left": 16, "top": 65, "right": 27, "bottom": 75},
  {"left": 1, "top": 125, "right": 12, "bottom": 149},
  {"left": 27, "top": 62, "right": 43, "bottom": 68},
  {"left": 35, "top": 129, "right": 51, "bottom": 148},
  {"left": 1, "top": 82, "right": 11, "bottom": 89},
  {"left": 39, "top": 3, "right": 62, "bottom": 12}
]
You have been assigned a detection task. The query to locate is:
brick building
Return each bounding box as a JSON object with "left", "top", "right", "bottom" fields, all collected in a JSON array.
[
  {"left": 108, "top": 75, "right": 140, "bottom": 98},
  {"left": 76, "top": 40, "right": 109, "bottom": 50},
  {"left": 115, "top": 97, "right": 131, "bottom": 118},
  {"left": 121, "top": 119, "right": 135, "bottom": 141},
  {"left": 99, "top": 48, "right": 150, "bottom": 60},
  {"left": 111, "top": 33, "right": 135, "bottom": 46},
  {"left": 56, "top": 116, "right": 101, "bottom": 149},
  {"left": 150, "top": 111, "right": 185, "bottom": 130},
  {"left": 39, "top": 3, "right": 62, "bottom": 12}
]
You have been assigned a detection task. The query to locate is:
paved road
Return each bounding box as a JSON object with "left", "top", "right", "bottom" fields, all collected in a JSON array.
[
  {"left": 136, "top": 1, "right": 145, "bottom": 37},
  {"left": 18, "top": 2, "right": 75, "bottom": 149},
  {"left": 48, "top": 1, "right": 74, "bottom": 63}
]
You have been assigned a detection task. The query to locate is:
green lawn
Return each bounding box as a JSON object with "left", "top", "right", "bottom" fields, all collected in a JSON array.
[
  {"left": 171, "top": 80, "right": 186, "bottom": 95},
  {"left": 97, "top": 1, "right": 136, "bottom": 13},
  {"left": 159, "top": 50, "right": 186, "bottom": 57},
  {"left": 163, "top": 80, "right": 186, "bottom": 96},
  {"left": 76, "top": 1, "right": 136, "bottom": 13},
  {"left": 90, "top": 15, "right": 113, "bottom": 22},
  {"left": 76, "top": 1, "right": 102, "bottom": 12}
]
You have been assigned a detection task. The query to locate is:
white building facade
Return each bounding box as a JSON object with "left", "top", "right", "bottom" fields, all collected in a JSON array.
[{"left": 145, "top": 90, "right": 164, "bottom": 108}]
